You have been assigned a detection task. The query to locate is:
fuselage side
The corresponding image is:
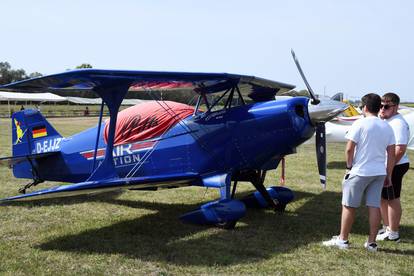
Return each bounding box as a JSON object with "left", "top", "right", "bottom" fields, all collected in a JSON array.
[{"left": 30, "top": 97, "right": 314, "bottom": 183}]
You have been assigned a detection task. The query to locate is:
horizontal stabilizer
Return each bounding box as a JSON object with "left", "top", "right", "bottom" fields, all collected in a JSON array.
[
  {"left": 0, "top": 152, "right": 60, "bottom": 167},
  {"left": 0, "top": 172, "right": 198, "bottom": 202}
]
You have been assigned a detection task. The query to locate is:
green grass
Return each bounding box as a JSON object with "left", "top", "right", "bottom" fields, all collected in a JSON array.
[{"left": 0, "top": 117, "right": 413, "bottom": 275}]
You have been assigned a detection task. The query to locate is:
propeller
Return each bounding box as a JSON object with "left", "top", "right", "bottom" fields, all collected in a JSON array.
[
  {"left": 291, "top": 50, "right": 346, "bottom": 189},
  {"left": 291, "top": 49, "right": 320, "bottom": 105},
  {"left": 315, "top": 122, "right": 326, "bottom": 188}
]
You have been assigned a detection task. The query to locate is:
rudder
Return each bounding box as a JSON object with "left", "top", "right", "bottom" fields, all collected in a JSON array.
[
  {"left": 12, "top": 109, "right": 62, "bottom": 155},
  {"left": 12, "top": 109, "right": 63, "bottom": 178}
]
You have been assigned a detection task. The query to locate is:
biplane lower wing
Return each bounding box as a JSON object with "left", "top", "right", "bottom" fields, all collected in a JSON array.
[{"left": 0, "top": 172, "right": 199, "bottom": 202}]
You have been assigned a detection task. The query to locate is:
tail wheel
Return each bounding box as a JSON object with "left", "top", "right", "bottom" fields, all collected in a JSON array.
[
  {"left": 216, "top": 220, "right": 237, "bottom": 230},
  {"left": 274, "top": 203, "right": 286, "bottom": 212}
]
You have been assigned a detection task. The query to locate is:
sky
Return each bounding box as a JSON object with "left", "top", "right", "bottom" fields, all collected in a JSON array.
[{"left": 1, "top": 0, "right": 414, "bottom": 101}]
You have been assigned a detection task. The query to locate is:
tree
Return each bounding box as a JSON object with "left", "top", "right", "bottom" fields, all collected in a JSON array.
[
  {"left": 76, "top": 63, "right": 93, "bottom": 69},
  {"left": 0, "top": 62, "right": 44, "bottom": 84},
  {"left": 28, "top": 72, "right": 43, "bottom": 78},
  {"left": 0, "top": 62, "right": 28, "bottom": 85}
]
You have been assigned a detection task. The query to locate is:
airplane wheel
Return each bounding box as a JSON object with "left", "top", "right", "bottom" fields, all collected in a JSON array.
[
  {"left": 216, "top": 220, "right": 237, "bottom": 230},
  {"left": 274, "top": 204, "right": 286, "bottom": 212}
]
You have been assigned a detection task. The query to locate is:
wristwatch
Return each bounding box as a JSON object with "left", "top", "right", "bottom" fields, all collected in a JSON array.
[{"left": 346, "top": 166, "right": 352, "bottom": 170}]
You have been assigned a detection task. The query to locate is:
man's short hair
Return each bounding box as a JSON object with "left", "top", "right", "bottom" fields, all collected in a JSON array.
[
  {"left": 382, "top": 92, "right": 400, "bottom": 105},
  {"left": 361, "top": 93, "right": 381, "bottom": 114}
]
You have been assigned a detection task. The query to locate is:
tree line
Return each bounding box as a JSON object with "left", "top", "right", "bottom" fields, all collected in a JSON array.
[
  {"left": 0, "top": 62, "right": 93, "bottom": 85},
  {"left": 0, "top": 62, "right": 42, "bottom": 85}
]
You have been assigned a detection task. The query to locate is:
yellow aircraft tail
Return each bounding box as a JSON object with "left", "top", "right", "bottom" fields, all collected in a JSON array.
[{"left": 342, "top": 100, "right": 360, "bottom": 117}]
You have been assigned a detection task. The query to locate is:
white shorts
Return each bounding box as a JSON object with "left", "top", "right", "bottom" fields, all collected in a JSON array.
[{"left": 342, "top": 174, "right": 385, "bottom": 208}]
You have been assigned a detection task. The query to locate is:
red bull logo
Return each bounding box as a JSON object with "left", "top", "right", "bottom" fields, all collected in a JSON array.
[{"left": 14, "top": 119, "right": 26, "bottom": 145}]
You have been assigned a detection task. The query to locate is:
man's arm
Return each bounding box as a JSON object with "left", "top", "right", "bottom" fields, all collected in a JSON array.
[
  {"left": 394, "top": 144, "right": 407, "bottom": 164},
  {"left": 345, "top": 140, "right": 356, "bottom": 171},
  {"left": 385, "top": 144, "right": 396, "bottom": 186}
]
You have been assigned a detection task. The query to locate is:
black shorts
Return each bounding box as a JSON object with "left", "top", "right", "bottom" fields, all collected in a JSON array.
[{"left": 382, "top": 163, "right": 409, "bottom": 200}]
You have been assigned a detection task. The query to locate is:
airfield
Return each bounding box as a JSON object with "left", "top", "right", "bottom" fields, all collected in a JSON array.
[{"left": 0, "top": 116, "right": 413, "bottom": 275}]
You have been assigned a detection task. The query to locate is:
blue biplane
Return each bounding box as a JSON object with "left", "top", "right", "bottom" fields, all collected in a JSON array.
[{"left": 0, "top": 52, "right": 346, "bottom": 228}]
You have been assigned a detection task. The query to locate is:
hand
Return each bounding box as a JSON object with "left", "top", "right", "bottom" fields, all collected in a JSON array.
[
  {"left": 344, "top": 170, "right": 351, "bottom": 180},
  {"left": 383, "top": 176, "right": 392, "bottom": 187}
]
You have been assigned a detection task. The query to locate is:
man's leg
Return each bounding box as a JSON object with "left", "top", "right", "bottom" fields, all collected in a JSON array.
[
  {"left": 386, "top": 163, "right": 408, "bottom": 234},
  {"left": 368, "top": 207, "right": 381, "bottom": 243},
  {"left": 388, "top": 198, "right": 402, "bottom": 232},
  {"left": 365, "top": 175, "right": 386, "bottom": 243},
  {"left": 380, "top": 199, "right": 389, "bottom": 227},
  {"left": 339, "top": 205, "right": 355, "bottom": 241}
]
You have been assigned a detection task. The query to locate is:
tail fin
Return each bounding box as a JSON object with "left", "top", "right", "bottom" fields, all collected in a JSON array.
[
  {"left": 12, "top": 109, "right": 62, "bottom": 156},
  {"left": 12, "top": 109, "right": 63, "bottom": 178},
  {"left": 341, "top": 100, "right": 360, "bottom": 117}
]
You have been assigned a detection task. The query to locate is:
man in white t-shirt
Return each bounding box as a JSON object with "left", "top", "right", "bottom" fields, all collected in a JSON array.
[
  {"left": 377, "top": 92, "right": 410, "bottom": 242},
  {"left": 323, "top": 93, "right": 395, "bottom": 252}
]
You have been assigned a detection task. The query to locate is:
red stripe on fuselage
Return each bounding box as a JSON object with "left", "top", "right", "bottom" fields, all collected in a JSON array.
[
  {"left": 130, "top": 141, "right": 156, "bottom": 151},
  {"left": 81, "top": 148, "right": 106, "bottom": 159},
  {"left": 80, "top": 141, "right": 156, "bottom": 160}
]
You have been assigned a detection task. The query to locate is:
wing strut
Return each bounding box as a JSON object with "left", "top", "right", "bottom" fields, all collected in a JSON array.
[
  {"left": 86, "top": 80, "right": 132, "bottom": 181},
  {"left": 194, "top": 95, "right": 202, "bottom": 116},
  {"left": 92, "top": 99, "right": 105, "bottom": 172}
]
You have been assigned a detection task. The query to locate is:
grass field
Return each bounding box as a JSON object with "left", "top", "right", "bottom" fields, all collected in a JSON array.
[{"left": 0, "top": 117, "right": 413, "bottom": 275}]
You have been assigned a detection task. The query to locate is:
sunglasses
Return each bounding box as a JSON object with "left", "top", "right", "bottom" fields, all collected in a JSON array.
[{"left": 380, "top": 104, "right": 395, "bottom": 110}]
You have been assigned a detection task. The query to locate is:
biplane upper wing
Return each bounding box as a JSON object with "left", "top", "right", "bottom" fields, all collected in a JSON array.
[{"left": 0, "top": 69, "right": 295, "bottom": 96}]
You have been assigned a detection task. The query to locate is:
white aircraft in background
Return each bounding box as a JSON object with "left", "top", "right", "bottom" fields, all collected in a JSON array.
[{"left": 323, "top": 99, "right": 414, "bottom": 150}]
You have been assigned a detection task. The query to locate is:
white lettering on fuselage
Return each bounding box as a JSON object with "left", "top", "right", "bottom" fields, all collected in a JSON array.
[
  {"left": 81, "top": 142, "right": 153, "bottom": 171},
  {"left": 205, "top": 110, "right": 226, "bottom": 121},
  {"left": 36, "top": 138, "right": 62, "bottom": 153},
  {"left": 113, "top": 153, "right": 142, "bottom": 166},
  {"left": 113, "top": 144, "right": 132, "bottom": 156}
]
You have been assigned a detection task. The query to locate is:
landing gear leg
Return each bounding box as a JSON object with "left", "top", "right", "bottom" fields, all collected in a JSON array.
[
  {"left": 19, "top": 158, "right": 44, "bottom": 194},
  {"left": 251, "top": 170, "right": 280, "bottom": 211},
  {"left": 231, "top": 180, "right": 238, "bottom": 199},
  {"left": 19, "top": 178, "right": 44, "bottom": 194}
]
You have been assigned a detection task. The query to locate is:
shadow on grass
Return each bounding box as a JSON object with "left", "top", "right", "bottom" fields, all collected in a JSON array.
[
  {"left": 0, "top": 190, "right": 126, "bottom": 207},
  {"left": 379, "top": 248, "right": 414, "bottom": 255},
  {"left": 327, "top": 161, "right": 346, "bottom": 169},
  {"left": 5, "top": 189, "right": 414, "bottom": 265}
]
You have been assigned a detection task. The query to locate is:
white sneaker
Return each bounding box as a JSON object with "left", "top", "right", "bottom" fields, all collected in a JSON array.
[
  {"left": 364, "top": 242, "right": 378, "bottom": 252},
  {"left": 322, "top": 236, "right": 349, "bottom": 249},
  {"left": 377, "top": 230, "right": 400, "bottom": 242},
  {"left": 376, "top": 230, "right": 390, "bottom": 241},
  {"left": 377, "top": 225, "right": 388, "bottom": 235}
]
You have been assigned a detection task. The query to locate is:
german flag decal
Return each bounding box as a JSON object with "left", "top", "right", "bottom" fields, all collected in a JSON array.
[{"left": 32, "top": 125, "right": 48, "bottom": 138}]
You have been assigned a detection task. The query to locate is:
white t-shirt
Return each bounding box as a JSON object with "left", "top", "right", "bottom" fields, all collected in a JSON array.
[
  {"left": 345, "top": 116, "right": 395, "bottom": 176},
  {"left": 386, "top": 113, "right": 410, "bottom": 165}
]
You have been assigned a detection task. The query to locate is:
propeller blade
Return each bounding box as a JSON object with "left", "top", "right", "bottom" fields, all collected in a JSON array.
[
  {"left": 291, "top": 49, "right": 320, "bottom": 105},
  {"left": 315, "top": 122, "right": 326, "bottom": 189},
  {"left": 291, "top": 50, "right": 347, "bottom": 189}
]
